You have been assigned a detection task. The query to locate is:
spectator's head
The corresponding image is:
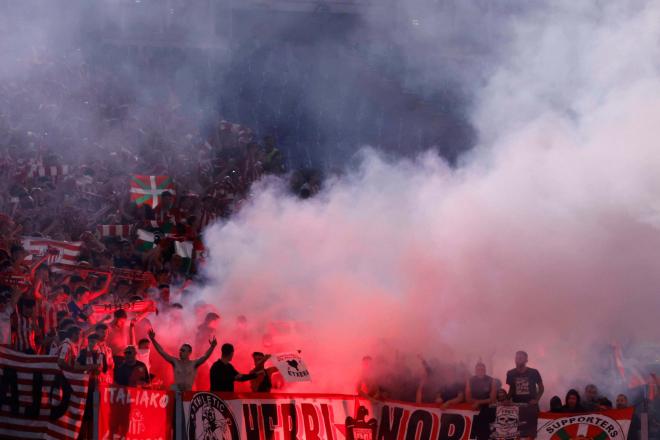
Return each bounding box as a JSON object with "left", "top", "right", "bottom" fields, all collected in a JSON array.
[
  {"left": 19, "top": 298, "right": 36, "bottom": 318},
  {"left": 67, "top": 326, "right": 82, "bottom": 343},
  {"left": 162, "top": 191, "right": 174, "bottom": 209},
  {"left": 361, "top": 355, "right": 373, "bottom": 371},
  {"left": 120, "top": 241, "right": 132, "bottom": 258},
  {"left": 221, "top": 343, "right": 234, "bottom": 360},
  {"left": 158, "top": 284, "right": 170, "bottom": 303},
  {"left": 69, "top": 275, "right": 84, "bottom": 288},
  {"left": 514, "top": 351, "right": 528, "bottom": 368},
  {"left": 584, "top": 384, "right": 599, "bottom": 402},
  {"left": 95, "top": 323, "right": 108, "bottom": 341},
  {"left": 252, "top": 351, "right": 265, "bottom": 366},
  {"left": 138, "top": 338, "right": 150, "bottom": 350},
  {"left": 10, "top": 244, "right": 28, "bottom": 263},
  {"left": 87, "top": 333, "right": 100, "bottom": 350},
  {"left": 124, "top": 345, "right": 137, "bottom": 363},
  {"left": 73, "top": 286, "right": 87, "bottom": 302},
  {"left": 59, "top": 318, "right": 75, "bottom": 333},
  {"left": 616, "top": 394, "right": 629, "bottom": 409},
  {"left": 565, "top": 389, "right": 581, "bottom": 410},
  {"left": 115, "top": 279, "right": 131, "bottom": 296},
  {"left": 113, "top": 309, "right": 128, "bottom": 326},
  {"left": 53, "top": 284, "right": 71, "bottom": 301},
  {"left": 56, "top": 310, "right": 70, "bottom": 325},
  {"left": 550, "top": 396, "right": 562, "bottom": 412},
  {"left": 496, "top": 388, "right": 508, "bottom": 402},
  {"left": 597, "top": 397, "right": 613, "bottom": 410},
  {"left": 474, "top": 361, "right": 487, "bottom": 377},
  {"left": 179, "top": 343, "right": 192, "bottom": 361},
  {"left": 204, "top": 312, "right": 220, "bottom": 329}
]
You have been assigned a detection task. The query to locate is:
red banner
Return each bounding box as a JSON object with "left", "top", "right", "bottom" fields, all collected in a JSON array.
[
  {"left": 98, "top": 385, "right": 174, "bottom": 440},
  {"left": 0, "top": 346, "right": 89, "bottom": 440}
]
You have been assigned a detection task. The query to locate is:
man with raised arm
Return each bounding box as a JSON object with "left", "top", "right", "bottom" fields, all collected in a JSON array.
[{"left": 148, "top": 328, "right": 217, "bottom": 391}]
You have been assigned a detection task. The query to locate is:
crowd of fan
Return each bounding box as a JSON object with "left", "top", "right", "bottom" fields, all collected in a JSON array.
[
  {"left": 1, "top": 53, "right": 658, "bottom": 440},
  {"left": 0, "top": 50, "right": 293, "bottom": 413},
  {"left": 356, "top": 351, "right": 657, "bottom": 439}
]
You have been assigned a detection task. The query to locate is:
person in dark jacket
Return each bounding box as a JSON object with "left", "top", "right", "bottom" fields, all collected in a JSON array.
[
  {"left": 561, "top": 388, "right": 586, "bottom": 413},
  {"left": 209, "top": 343, "right": 267, "bottom": 392}
]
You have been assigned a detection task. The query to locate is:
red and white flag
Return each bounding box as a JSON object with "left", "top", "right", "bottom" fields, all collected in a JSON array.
[
  {"left": 96, "top": 224, "right": 133, "bottom": 239},
  {"left": 0, "top": 346, "right": 89, "bottom": 440},
  {"left": 21, "top": 237, "right": 82, "bottom": 265}
]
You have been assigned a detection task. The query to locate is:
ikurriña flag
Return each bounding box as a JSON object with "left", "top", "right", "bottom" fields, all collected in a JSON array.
[
  {"left": 0, "top": 346, "right": 89, "bottom": 440},
  {"left": 130, "top": 175, "right": 175, "bottom": 208}
]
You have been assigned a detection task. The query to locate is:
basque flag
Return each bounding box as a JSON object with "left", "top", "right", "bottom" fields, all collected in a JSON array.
[{"left": 129, "top": 175, "right": 175, "bottom": 208}]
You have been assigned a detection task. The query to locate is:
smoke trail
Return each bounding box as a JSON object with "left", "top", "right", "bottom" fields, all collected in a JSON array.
[{"left": 199, "top": 1, "right": 660, "bottom": 397}]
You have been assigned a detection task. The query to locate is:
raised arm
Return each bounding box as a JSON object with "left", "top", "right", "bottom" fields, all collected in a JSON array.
[
  {"left": 194, "top": 336, "right": 218, "bottom": 368},
  {"left": 148, "top": 329, "right": 177, "bottom": 364},
  {"left": 86, "top": 271, "right": 113, "bottom": 302}
]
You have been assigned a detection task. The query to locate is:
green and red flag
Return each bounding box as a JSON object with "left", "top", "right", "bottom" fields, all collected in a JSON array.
[{"left": 130, "top": 175, "right": 175, "bottom": 208}]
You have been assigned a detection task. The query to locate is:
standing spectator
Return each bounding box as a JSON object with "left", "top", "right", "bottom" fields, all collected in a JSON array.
[
  {"left": 95, "top": 323, "right": 115, "bottom": 384},
  {"left": 136, "top": 338, "right": 152, "bottom": 374},
  {"left": 11, "top": 297, "right": 44, "bottom": 354},
  {"left": 107, "top": 309, "right": 133, "bottom": 365},
  {"left": 57, "top": 326, "right": 86, "bottom": 371},
  {"left": 77, "top": 333, "right": 107, "bottom": 439},
  {"left": 437, "top": 365, "right": 466, "bottom": 408},
  {"left": 356, "top": 355, "right": 381, "bottom": 399},
  {"left": 506, "top": 350, "right": 544, "bottom": 406},
  {"left": 582, "top": 384, "right": 600, "bottom": 411},
  {"left": 617, "top": 394, "right": 641, "bottom": 440},
  {"left": 0, "top": 287, "right": 21, "bottom": 345},
  {"left": 148, "top": 328, "right": 217, "bottom": 391},
  {"left": 549, "top": 396, "right": 562, "bottom": 412},
  {"left": 114, "top": 345, "right": 150, "bottom": 387},
  {"left": 209, "top": 343, "right": 264, "bottom": 392},
  {"left": 466, "top": 361, "right": 496, "bottom": 409},
  {"left": 560, "top": 389, "right": 585, "bottom": 413},
  {"left": 250, "top": 352, "right": 280, "bottom": 393},
  {"left": 193, "top": 312, "right": 220, "bottom": 390}
]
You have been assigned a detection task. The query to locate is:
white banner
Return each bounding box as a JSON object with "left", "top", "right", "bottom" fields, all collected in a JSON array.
[{"left": 271, "top": 351, "right": 312, "bottom": 383}]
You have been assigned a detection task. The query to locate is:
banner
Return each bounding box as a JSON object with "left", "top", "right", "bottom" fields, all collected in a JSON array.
[
  {"left": 0, "top": 346, "right": 89, "bottom": 440},
  {"left": 182, "top": 393, "right": 636, "bottom": 440},
  {"left": 536, "top": 409, "right": 633, "bottom": 440},
  {"left": 182, "top": 393, "right": 477, "bottom": 440},
  {"left": 271, "top": 352, "right": 312, "bottom": 383},
  {"left": 90, "top": 299, "right": 158, "bottom": 319},
  {"left": 97, "top": 385, "right": 174, "bottom": 440},
  {"left": 358, "top": 398, "right": 475, "bottom": 440}
]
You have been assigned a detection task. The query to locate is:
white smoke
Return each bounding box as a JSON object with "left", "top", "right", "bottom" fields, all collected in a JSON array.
[{"left": 199, "top": 1, "right": 660, "bottom": 399}]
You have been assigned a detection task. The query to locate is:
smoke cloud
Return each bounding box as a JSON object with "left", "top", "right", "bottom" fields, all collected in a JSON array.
[{"left": 199, "top": 1, "right": 660, "bottom": 398}]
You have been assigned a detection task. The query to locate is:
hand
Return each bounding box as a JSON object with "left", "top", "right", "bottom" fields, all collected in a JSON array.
[
  {"left": 148, "top": 328, "right": 155, "bottom": 339},
  {"left": 529, "top": 399, "right": 538, "bottom": 405},
  {"left": 209, "top": 336, "right": 217, "bottom": 347},
  {"left": 129, "top": 318, "right": 136, "bottom": 327}
]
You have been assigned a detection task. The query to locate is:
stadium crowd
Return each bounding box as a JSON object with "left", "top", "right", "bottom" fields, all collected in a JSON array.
[{"left": 0, "top": 54, "right": 657, "bottom": 440}]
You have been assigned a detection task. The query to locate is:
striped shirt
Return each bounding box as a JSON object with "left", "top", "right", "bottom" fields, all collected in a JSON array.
[
  {"left": 11, "top": 309, "right": 38, "bottom": 353},
  {"left": 57, "top": 338, "right": 78, "bottom": 368}
]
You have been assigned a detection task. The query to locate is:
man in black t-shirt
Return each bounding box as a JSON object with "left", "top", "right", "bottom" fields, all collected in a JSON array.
[
  {"left": 506, "top": 351, "right": 544, "bottom": 405},
  {"left": 114, "top": 345, "right": 150, "bottom": 387},
  {"left": 209, "top": 343, "right": 266, "bottom": 392}
]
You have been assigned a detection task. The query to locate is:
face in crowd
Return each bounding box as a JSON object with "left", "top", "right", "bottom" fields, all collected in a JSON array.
[
  {"left": 179, "top": 344, "right": 192, "bottom": 361},
  {"left": 515, "top": 351, "right": 528, "bottom": 368},
  {"left": 124, "top": 346, "right": 137, "bottom": 363}
]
